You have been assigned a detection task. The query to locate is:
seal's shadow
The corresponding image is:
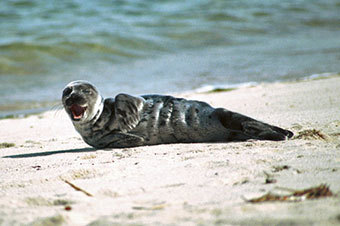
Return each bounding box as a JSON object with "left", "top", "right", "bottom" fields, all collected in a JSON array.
[{"left": 3, "top": 147, "right": 95, "bottom": 158}]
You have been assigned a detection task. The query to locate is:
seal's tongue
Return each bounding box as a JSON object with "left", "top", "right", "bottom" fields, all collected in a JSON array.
[{"left": 70, "top": 104, "right": 86, "bottom": 120}]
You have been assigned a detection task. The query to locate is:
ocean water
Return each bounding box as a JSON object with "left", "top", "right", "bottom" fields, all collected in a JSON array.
[{"left": 1, "top": 0, "right": 340, "bottom": 117}]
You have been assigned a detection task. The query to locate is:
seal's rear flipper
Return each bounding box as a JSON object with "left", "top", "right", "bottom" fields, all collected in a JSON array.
[
  {"left": 213, "top": 108, "right": 293, "bottom": 141},
  {"left": 241, "top": 120, "right": 293, "bottom": 141}
]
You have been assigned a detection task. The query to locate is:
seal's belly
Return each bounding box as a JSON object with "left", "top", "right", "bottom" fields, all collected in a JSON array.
[{"left": 130, "top": 95, "right": 226, "bottom": 144}]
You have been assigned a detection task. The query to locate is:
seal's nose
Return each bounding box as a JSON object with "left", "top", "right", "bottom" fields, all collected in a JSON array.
[{"left": 62, "top": 87, "right": 72, "bottom": 97}]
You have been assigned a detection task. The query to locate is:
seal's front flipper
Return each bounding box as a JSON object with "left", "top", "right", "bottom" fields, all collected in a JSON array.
[
  {"left": 213, "top": 108, "right": 293, "bottom": 141},
  {"left": 94, "top": 132, "right": 145, "bottom": 148},
  {"left": 114, "top": 93, "right": 145, "bottom": 132}
]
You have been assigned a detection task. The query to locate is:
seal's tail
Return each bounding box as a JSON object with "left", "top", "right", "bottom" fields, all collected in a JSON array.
[{"left": 214, "top": 108, "right": 294, "bottom": 141}]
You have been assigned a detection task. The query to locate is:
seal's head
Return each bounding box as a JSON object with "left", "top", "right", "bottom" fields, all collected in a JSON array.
[{"left": 62, "top": 80, "right": 103, "bottom": 124}]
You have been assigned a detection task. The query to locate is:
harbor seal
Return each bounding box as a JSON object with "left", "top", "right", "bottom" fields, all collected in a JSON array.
[{"left": 62, "top": 80, "right": 293, "bottom": 148}]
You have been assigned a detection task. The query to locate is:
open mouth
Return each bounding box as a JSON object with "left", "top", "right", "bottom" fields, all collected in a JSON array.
[{"left": 69, "top": 104, "right": 87, "bottom": 120}]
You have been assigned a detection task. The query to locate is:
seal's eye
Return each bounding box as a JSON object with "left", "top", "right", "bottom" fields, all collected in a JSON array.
[
  {"left": 83, "top": 89, "right": 92, "bottom": 95},
  {"left": 63, "top": 87, "right": 72, "bottom": 97}
]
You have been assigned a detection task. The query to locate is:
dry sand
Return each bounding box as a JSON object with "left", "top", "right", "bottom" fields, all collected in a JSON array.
[{"left": 1, "top": 76, "right": 340, "bottom": 225}]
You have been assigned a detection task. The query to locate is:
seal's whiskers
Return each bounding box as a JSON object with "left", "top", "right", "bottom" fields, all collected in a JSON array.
[{"left": 50, "top": 104, "right": 64, "bottom": 118}]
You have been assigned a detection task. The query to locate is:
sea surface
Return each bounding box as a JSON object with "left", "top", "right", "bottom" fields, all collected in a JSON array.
[{"left": 1, "top": 0, "right": 340, "bottom": 118}]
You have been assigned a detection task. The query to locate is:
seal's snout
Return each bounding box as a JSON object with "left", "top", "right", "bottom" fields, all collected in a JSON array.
[
  {"left": 64, "top": 93, "right": 88, "bottom": 121},
  {"left": 65, "top": 93, "right": 84, "bottom": 107}
]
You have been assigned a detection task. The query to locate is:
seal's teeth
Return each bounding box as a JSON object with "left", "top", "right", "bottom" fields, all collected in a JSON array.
[{"left": 73, "top": 114, "right": 82, "bottom": 120}]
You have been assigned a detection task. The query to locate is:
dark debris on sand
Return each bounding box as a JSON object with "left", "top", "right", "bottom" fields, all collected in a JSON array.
[
  {"left": 295, "top": 129, "right": 328, "bottom": 140},
  {"left": 245, "top": 184, "right": 334, "bottom": 203}
]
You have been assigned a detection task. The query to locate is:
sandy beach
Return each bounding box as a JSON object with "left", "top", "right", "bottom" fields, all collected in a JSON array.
[{"left": 1, "top": 76, "right": 340, "bottom": 225}]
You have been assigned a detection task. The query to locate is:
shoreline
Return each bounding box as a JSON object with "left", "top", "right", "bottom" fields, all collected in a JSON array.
[
  {"left": 1, "top": 72, "right": 339, "bottom": 120},
  {"left": 1, "top": 76, "right": 340, "bottom": 225}
]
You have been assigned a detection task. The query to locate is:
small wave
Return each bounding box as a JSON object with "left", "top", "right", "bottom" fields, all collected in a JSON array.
[
  {"left": 194, "top": 72, "right": 340, "bottom": 94},
  {"left": 194, "top": 82, "right": 258, "bottom": 93},
  {"left": 0, "top": 100, "right": 58, "bottom": 119},
  {"left": 0, "top": 38, "right": 164, "bottom": 75},
  {"left": 0, "top": 41, "right": 141, "bottom": 60},
  {"left": 304, "top": 72, "right": 340, "bottom": 80},
  {"left": 0, "top": 42, "right": 69, "bottom": 75},
  {"left": 206, "top": 12, "right": 246, "bottom": 22},
  {"left": 303, "top": 18, "right": 340, "bottom": 28}
]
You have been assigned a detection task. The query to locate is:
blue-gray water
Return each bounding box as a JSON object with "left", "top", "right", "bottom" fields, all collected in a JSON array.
[{"left": 1, "top": 0, "right": 340, "bottom": 118}]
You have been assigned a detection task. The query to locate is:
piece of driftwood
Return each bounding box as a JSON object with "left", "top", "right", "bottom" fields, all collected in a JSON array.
[{"left": 63, "top": 180, "right": 93, "bottom": 197}]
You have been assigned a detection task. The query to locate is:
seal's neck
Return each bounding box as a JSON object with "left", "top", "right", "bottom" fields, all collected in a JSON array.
[{"left": 88, "top": 95, "right": 104, "bottom": 123}]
